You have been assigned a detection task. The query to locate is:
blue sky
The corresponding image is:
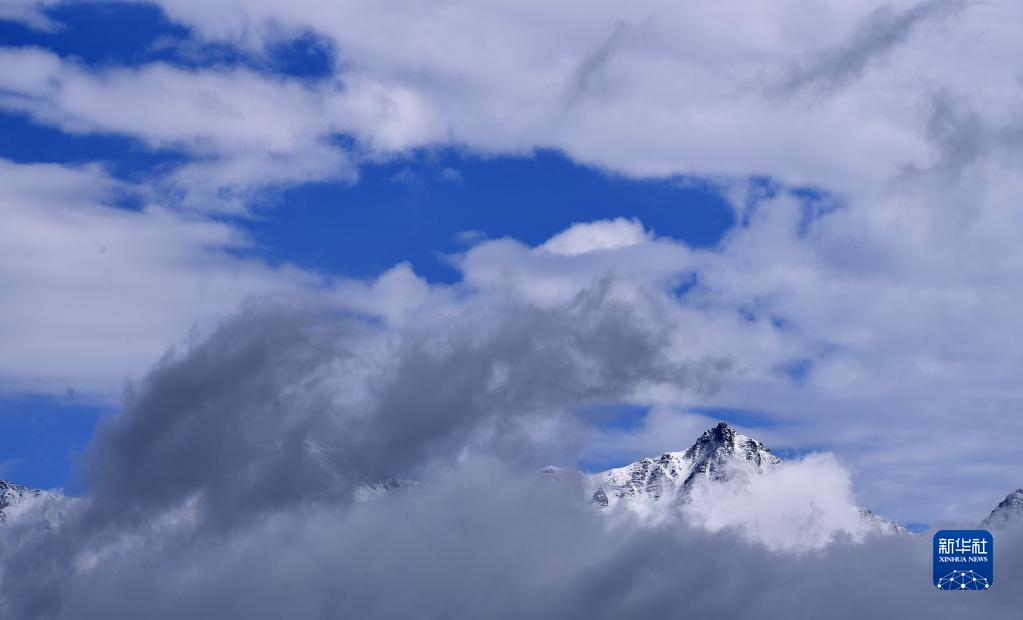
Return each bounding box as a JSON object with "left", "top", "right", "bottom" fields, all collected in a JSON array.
[
  {"left": 1, "top": 0, "right": 1021, "bottom": 528},
  {"left": 0, "top": 140, "right": 742, "bottom": 490},
  {"left": 0, "top": 141, "right": 736, "bottom": 490},
  {"left": 0, "top": 4, "right": 739, "bottom": 491}
]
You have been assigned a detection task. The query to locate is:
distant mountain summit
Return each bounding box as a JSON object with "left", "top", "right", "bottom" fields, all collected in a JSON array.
[
  {"left": 981, "top": 488, "right": 1023, "bottom": 529},
  {"left": 0, "top": 480, "right": 76, "bottom": 532},
  {"left": 572, "top": 422, "right": 906, "bottom": 535},
  {"left": 587, "top": 422, "right": 780, "bottom": 509},
  {"left": 28, "top": 422, "right": 1023, "bottom": 546}
]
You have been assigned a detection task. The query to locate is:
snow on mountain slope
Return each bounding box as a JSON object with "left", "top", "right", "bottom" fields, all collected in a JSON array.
[
  {"left": 981, "top": 488, "right": 1023, "bottom": 530},
  {"left": 563, "top": 422, "right": 909, "bottom": 550},
  {"left": 584, "top": 422, "right": 781, "bottom": 513},
  {"left": 0, "top": 480, "right": 77, "bottom": 533}
]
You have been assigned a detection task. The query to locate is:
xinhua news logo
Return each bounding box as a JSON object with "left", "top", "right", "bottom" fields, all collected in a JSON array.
[{"left": 933, "top": 529, "right": 993, "bottom": 591}]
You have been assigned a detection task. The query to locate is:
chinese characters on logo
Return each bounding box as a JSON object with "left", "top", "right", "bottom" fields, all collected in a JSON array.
[
  {"left": 933, "top": 529, "right": 993, "bottom": 591},
  {"left": 937, "top": 536, "right": 988, "bottom": 556}
]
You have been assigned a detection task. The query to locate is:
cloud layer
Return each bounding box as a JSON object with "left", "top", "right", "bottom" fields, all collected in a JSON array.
[
  {"left": 2, "top": 298, "right": 1022, "bottom": 619},
  {"left": 2, "top": 1, "right": 1019, "bottom": 198}
]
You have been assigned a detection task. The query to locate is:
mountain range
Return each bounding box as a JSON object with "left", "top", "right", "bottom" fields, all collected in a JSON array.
[{"left": 2, "top": 422, "right": 1020, "bottom": 537}]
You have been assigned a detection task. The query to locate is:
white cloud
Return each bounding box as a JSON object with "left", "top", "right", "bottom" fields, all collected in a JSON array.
[
  {"left": 541, "top": 217, "right": 648, "bottom": 256},
  {"left": 685, "top": 453, "right": 872, "bottom": 553},
  {"left": 0, "top": 0, "right": 61, "bottom": 31},
  {"left": 67, "top": 0, "right": 1012, "bottom": 188},
  {"left": 329, "top": 262, "right": 442, "bottom": 325},
  {"left": 0, "top": 48, "right": 355, "bottom": 210},
  {"left": 2, "top": 1, "right": 1018, "bottom": 202},
  {"left": 0, "top": 160, "right": 323, "bottom": 397},
  {"left": 458, "top": 220, "right": 694, "bottom": 305}
]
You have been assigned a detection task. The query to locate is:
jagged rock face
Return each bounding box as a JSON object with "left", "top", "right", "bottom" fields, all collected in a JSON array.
[
  {"left": 586, "top": 422, "right": 781, "bottom": 510},
  {"left": 981, "top": 488, "right": 1023, "bottom": 529},
  {"left": 0, "top": 480, "right": 76, "bottom": 532},
  {"left": 681, "top": 422, "right": 782, "bottom": 485}
]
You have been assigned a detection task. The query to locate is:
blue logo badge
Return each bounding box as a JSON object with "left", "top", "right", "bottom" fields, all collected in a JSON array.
[{"left": 933, "top": 529, "right": 993, "bottom": 590}]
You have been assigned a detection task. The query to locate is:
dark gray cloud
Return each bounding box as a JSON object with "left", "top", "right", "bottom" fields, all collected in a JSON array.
[
  {"left": 1, "top": 284, "right": 1020, "bottom": 619},
  {"left": 775, "top": 0, "right": 964, "bottom": 95},
  {"left": 0, "top": 283, "right": 727, "bottom": 617},
  {"left": 4, "top": 459, "right": 1023, "bottom": 619},
  {"left": 79, "top": 282, "right": 709, "bottom": 520}
]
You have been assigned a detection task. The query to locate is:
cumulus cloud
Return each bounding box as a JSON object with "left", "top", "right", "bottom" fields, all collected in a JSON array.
[
  {"left": 0, "top": 159, "right": 323, "bottom": 396},
  {"left": 685, "top": 453, "right": 873, "bottom": 552},
  {"left": 2, "top": 296, "right": 1022, "bottom": 619},
  {"left": 541, "top": 217, "right": 649, "bottom": 256},
  {"left": 0, "top": 277, "right": 728, "bottom": 616},
  {"left": 0, "top": 48, "right": 355, "bottom": 210},
  {"left": 2, "top": 1, "right": 1019, "bottom": 197},
  {"left": 460, "top": 221, "right": 693, "bottom": 306}
]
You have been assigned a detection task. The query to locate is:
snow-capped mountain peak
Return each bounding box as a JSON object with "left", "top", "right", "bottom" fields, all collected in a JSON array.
[
  {"left": 682, "top": 421, "right": 781, "bottom": 482},
  {"left": 573, "top": 421, "right": 911, "bottom": 546},
  {"left": 981, "top": 488, "right": 1023, "bottom": 529},
  {"left": 587, "top": 421, "right": 781, "bottom": 510}
]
